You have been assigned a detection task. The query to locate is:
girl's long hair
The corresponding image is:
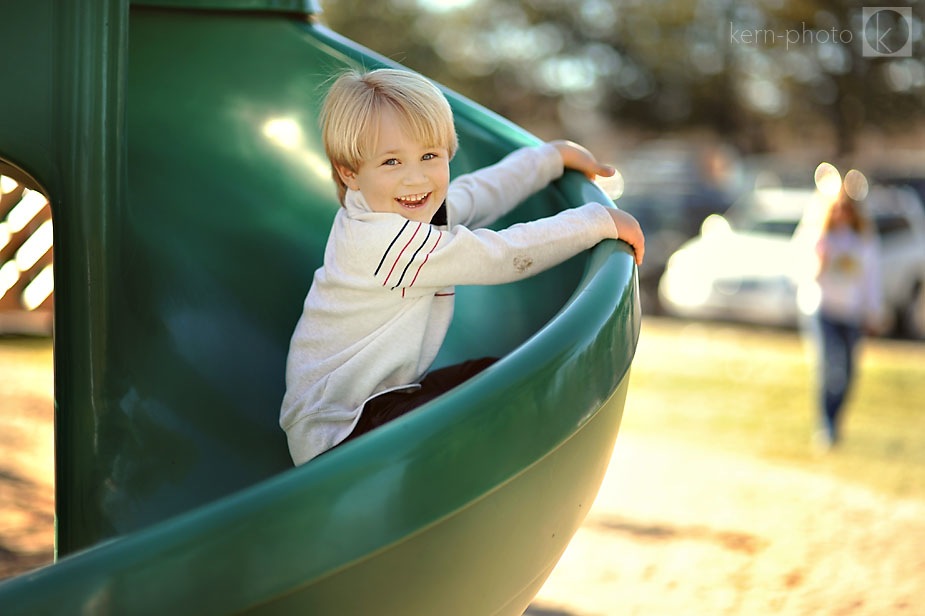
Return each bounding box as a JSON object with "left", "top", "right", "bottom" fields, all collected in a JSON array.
[{"left": 821, "top": 188, "right": 872, "bottom": 235}]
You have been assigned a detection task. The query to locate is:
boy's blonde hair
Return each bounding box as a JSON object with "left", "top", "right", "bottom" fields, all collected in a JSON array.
[{"left": 320, "top": 68, "right": 458, "bottom": 205}]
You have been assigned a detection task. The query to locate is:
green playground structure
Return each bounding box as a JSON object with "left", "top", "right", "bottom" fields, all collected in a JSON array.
[{"left": 0, "top": 2, "right": 640, "bottom": 614}]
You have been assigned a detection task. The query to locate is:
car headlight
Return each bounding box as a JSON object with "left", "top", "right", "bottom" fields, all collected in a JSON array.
[{"left": 660, "top": 258, "right": 714, "bottom": 307}]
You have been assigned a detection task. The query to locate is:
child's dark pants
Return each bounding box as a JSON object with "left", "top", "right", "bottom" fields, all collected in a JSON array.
[{"left": 337, "top": 357, "right": 497, "bottom": 447}]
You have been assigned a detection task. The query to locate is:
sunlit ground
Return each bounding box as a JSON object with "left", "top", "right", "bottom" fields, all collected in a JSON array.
[
  {"left": 2, "top": 318, "right": 924, "bottom": 614},
  {"left": 0, "top": 336, "right": 54, "bottom": 578},
  {"left": 527, "top": 316, "right": 925, "bottom": 615}
]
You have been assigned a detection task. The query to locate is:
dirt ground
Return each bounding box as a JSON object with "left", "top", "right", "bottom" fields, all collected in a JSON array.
[
  {"left": 528, "top": 434, "right": 925, "bottom": 615},
  {"left": 0, "top": 339, "right": 54, "bottom": 579},
  {"left": 2, "top": 336, "right": 924, "bottom": 614}
]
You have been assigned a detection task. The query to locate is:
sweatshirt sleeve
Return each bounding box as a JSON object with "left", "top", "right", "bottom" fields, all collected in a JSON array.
[
  {"left": 370, "top": 202, "right": 617, "bottom": 293},
  {"left": 447, "top": 143, "right": 564, "bottom": 229}
]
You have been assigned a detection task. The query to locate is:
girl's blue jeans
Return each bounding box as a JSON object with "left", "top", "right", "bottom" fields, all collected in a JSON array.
[{"left": 813, "top": 312, "right": 861, "bottom": 444}]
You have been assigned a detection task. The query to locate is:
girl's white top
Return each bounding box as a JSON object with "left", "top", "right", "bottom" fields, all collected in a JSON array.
[{"left": 801, "top": 226, "right": 882, "bottom": 324}]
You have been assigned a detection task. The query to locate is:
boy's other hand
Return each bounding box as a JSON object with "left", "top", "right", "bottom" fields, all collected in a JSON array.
[
  {"left": 551, "top": 140, "right": 615, "bottom": 180},
  {"left": 608, "top": 208, "right": 645, "bottom": 266}
]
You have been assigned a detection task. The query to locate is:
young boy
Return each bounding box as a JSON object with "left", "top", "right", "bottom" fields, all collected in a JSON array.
[{"left": 280, "top": 68, "right": 644, "bottom": 465}]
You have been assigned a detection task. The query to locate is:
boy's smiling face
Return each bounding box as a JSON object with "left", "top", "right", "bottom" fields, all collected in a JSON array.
[{"left": 337, "top": 107, "right": 450, "bottom": 223}]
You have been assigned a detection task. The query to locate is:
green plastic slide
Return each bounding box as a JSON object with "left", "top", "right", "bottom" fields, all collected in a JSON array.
[{"left": 0, "top": 2, "right": 640, "bottom": 614}]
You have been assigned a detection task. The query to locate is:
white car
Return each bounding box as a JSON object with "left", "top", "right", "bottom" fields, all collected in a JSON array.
[{"left": 658, "top": 186, "right": 925, "bottom": 338}]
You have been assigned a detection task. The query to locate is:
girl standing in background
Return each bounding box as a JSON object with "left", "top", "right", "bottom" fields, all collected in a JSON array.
[{"left": 800, "top": 172, "right": 882, "bottom": 450}]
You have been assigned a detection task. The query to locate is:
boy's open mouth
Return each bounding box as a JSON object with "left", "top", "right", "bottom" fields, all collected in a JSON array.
[{"left": 396, "top": 192, "right": 431, "bottom": 208}]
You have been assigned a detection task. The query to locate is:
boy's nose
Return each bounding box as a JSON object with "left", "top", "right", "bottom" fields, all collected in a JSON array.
[{"left": 402, "top": 162, "right": 427, "bottom": 183}]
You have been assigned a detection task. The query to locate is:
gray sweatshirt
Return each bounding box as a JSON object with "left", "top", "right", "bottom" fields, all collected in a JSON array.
[{"left": 280, "top": 144, "right": 619, "bottom": 465}]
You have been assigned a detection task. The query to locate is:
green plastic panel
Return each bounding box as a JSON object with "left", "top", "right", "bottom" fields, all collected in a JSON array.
[
  {"left": 0, "top": 1, "right": 55, "bottom": 193},
  {"left": 0, "top": 5, "right": 641, "bottom": 614}
]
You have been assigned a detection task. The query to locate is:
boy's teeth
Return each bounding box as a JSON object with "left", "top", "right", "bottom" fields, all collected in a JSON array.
[{"left": 398, "top": 192, "right": 429, "bottom": 205}]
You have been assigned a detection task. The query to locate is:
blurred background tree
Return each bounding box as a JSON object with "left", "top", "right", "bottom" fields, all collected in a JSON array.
[{"left": 319, "top": 0, "right": 924, "bottom": 157}]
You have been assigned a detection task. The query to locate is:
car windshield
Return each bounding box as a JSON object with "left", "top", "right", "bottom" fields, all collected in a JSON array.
[
  {"left": 724, "top": 189, "right": 813, "bottom": 236},
  {"left": 725, "top": 186, "right": 916, "bottom": 239},
  {"left": 745, "top": 219, "right": 801, "bottom": 236}
]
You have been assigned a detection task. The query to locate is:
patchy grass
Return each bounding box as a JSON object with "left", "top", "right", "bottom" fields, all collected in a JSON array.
[
  {"left": 624, "top": 317, "right": 925, "bottom": 501},
  {"left": 3, "top": 321, "right": 923, "bottom": 504}
]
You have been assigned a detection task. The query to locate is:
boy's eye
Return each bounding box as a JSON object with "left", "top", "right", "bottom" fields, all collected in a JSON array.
[
  {"left": 422, "top": 152, "right": 438, "bottom": 161},
  {"left": 382, "top": 158, "right": 399, "bottom": 166}
]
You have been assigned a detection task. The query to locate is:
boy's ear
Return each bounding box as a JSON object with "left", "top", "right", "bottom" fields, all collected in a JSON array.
[{"left": 335, "top": 164, "right": 359, "bottom": 191}]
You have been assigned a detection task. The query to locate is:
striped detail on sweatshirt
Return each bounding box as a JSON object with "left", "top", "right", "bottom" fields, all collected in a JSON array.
[{"left": 375, "top": 221, "right": 442, "bottom": 291}]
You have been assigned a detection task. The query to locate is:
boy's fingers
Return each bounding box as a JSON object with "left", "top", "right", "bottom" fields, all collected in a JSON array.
[{"left": 586, "top": 164, "right": 615, "bottom": 180}]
